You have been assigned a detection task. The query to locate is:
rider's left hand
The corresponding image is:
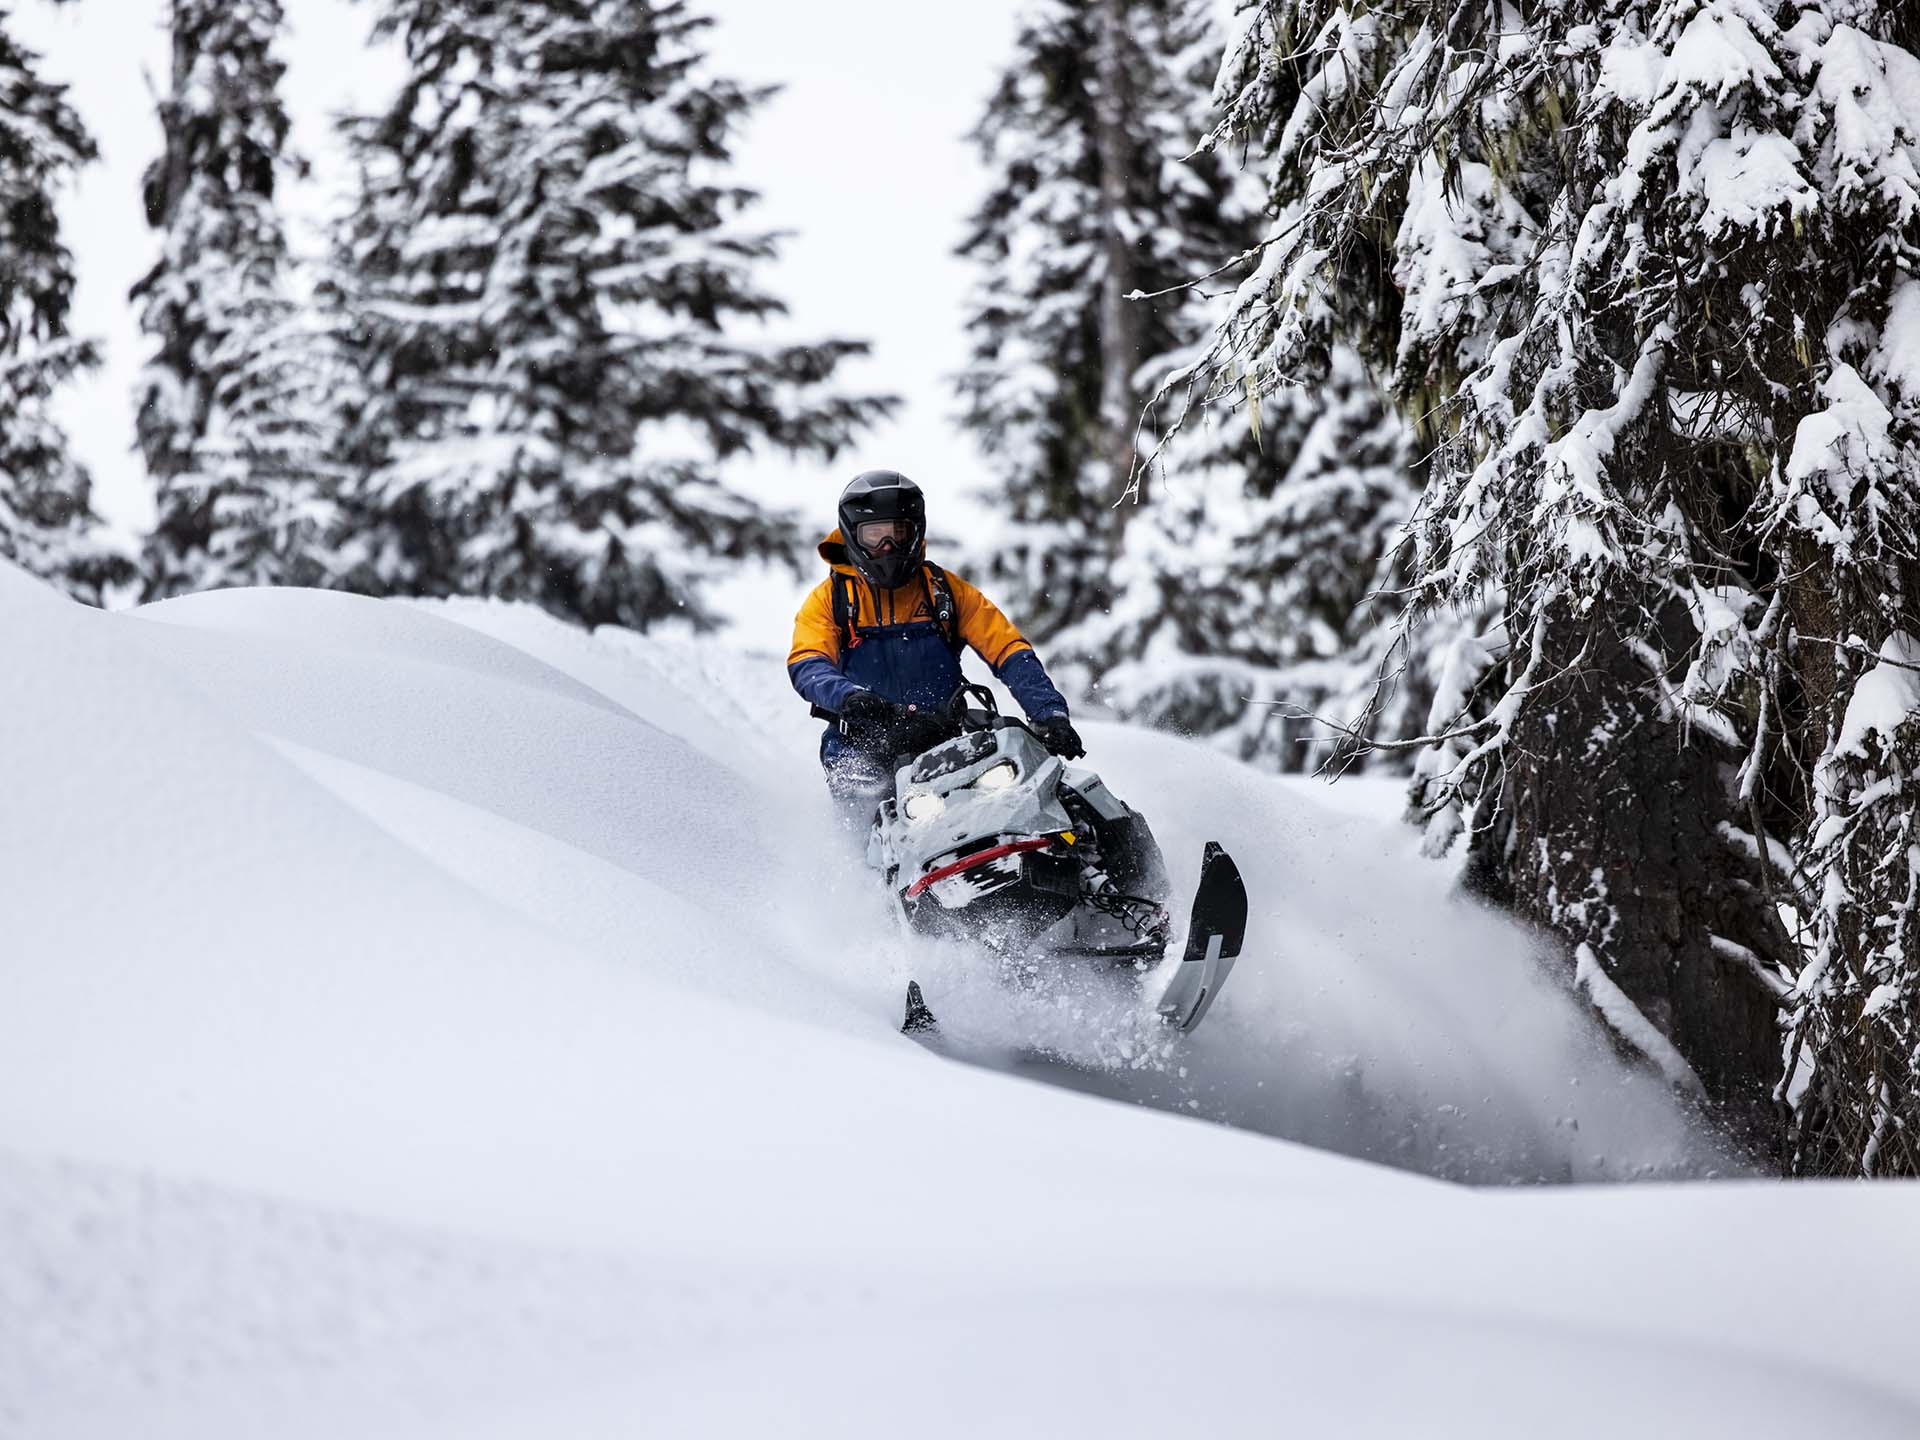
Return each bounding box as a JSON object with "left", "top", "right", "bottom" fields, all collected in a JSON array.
[{"left": 1036, "top": 715, "right": 1085, "bottom": 760}]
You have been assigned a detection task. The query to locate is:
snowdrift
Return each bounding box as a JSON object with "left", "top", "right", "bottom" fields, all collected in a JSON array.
[{"left": 2, "top": 562, "right": 1916, "bottom": 1438}]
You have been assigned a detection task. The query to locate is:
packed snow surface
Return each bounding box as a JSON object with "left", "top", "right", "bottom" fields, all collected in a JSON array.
[{"left": 3, "top": 564, "right": 1917, "bottom": 1437}]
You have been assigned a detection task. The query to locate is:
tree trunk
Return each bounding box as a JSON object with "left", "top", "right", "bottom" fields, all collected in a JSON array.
[
  {"left": 1093, "top": 0, "right": 1142, "bottom": 513},
  {"left": 1469, "top": 602, "right": 1788, "bottom": 1160},
  {"left": 140, "top": 17, "right": 216, "bottom": 469}
]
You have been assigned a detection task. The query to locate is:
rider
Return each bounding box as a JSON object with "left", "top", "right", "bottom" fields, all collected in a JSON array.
[{"left": 788, "top": 470, "right": 1085, "bottom": 813}]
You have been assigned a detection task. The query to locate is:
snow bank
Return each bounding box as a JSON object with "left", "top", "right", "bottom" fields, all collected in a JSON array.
[{"left": 3, "top": 564, "right": 1917, "bottom": 1437}]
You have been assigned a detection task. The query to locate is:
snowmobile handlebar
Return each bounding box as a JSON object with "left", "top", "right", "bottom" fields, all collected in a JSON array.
[
  {"left": 814, "top": 699, "right": 962, "bottom": 768},
  {"left": 942, "top": 683, "right": 1002, "bottom": 731},
  {"left": 812, "top": 684, "right": 1035, "bottom": 737},
  {"left": 813, "top": 683, "right": 1046, "bottom": 768},
  {"left": 942, "top": 683, "right": 1048, "bottom": 744}
]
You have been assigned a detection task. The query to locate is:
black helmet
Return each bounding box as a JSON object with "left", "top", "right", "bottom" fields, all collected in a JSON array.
[{"left": 837, "top": 470, "right": 926, "bottom": 589}]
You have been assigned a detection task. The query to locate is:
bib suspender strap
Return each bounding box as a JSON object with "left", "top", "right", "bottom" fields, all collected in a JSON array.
[
  {"left": 829, "top": 564, "right": 960, "bottom": 661},
  {"left": 831, "top": 572, "right": 860, "bottom": 655},
  {"left": 922, "top": 564, "right": 962, "bottom": 657}
]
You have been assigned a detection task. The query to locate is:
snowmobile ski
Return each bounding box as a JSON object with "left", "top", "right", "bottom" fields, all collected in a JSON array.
[
  {"left": 1156, "top": 842, "right": 1247, "bottom": 1032},
  {"left": 902, "top": 979, "right": 940, "bottom": 1036}
]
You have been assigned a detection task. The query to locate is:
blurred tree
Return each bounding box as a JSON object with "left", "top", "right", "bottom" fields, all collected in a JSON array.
[
  {"left": 325, "top": 0, "right": 893, "bottom": 630},
  {"left": 956, "top": 0, "right": 1243, "bottom": 638},
  {"left": 956, "top": 0, "right": 1422, "bottom": 770},
  {"left": 1088, "top": 347, "right": 1433, "bottom": 773},
  {"left": 0, "top": 15, "right": 124, "bottom": 602},
  {"left": 134, "top": 0, "right": 336, "bottom": 598}
]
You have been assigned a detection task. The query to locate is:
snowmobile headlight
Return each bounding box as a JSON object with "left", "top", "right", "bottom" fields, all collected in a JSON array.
[
  {"left": 972, "top": 761, "right": 1018, "bottom": 791},
  {"left": 903, "top": 791, "right": 945, "bottom": 823}
]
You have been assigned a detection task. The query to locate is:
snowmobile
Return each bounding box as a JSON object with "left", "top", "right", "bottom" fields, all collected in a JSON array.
[{"left": 845, "top": 685, "right": 1247, "bottom": 1037}]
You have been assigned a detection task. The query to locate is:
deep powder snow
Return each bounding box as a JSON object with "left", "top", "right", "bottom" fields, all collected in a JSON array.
[{"left": 3, "top": 567, "right": 1915, "bottom": 1438}]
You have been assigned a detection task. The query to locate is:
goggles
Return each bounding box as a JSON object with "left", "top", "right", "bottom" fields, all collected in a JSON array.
[{"left": 854, "top": 518, "right": 916, "bottom": 551}]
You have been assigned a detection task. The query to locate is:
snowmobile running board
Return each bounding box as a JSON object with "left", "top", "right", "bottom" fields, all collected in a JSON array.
[{"left": 1156, "top": 843, "right": 1247, "bottom": 1032}]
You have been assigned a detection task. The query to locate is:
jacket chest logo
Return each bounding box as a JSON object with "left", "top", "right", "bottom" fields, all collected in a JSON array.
[{"left": 862, "top": 602, "right": 928, "bottom": 625}]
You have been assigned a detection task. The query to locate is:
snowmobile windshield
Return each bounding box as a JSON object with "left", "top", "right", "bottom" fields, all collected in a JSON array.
[
  {"left": 908, "top": 731, "right": 998, "bottom": 785},
  {"left": 855, "top": 519, "right": 915, "bottom": 551}
]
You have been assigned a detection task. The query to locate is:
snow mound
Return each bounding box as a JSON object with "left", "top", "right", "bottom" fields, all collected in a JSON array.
[{"left": 3, "top": 564, "right": 1917, "bottom": 1438}]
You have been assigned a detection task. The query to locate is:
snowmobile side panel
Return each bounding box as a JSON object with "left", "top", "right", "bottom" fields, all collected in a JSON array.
[
  {"left": 1058, "top": 769, "right": 1132, "bottom": 823},
  {"left": 1099, "top": 810, "right": 1172, "bottom": 902}
]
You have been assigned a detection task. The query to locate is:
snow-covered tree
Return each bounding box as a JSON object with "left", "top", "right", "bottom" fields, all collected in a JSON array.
[
  {"left": 134, "top": 0, "right": 335, "bottom": 598},
  {"left": 1186, "top": 0, "right": 1920, "bottom": 1170},
  {"left": 958, "top": 0, "right": 1425, "bottom": 771},
  {"left": 327, "top": 0, "right": 891, "bottom": 630},
  {"left": 1079, "top": 344, "right": 1427, "bottom": 772},
  {"left": 0, "top": 19, "right": 121, "bottom": 601},
  {"left": 955, "top": 0, "right": 1256, "bottom": 639}
]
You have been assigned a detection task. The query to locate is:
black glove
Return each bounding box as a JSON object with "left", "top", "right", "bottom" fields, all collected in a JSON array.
[
  {"left": 1036, "top": 715, "right": 1085, "bottom": 760},
  {"left": 839, "top": 690, "right": 900, "bottom": 727}
]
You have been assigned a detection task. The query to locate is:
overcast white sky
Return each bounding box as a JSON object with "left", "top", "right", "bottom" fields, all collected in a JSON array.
[{"left": 17, "top": 0, "right": 1026, "bottom": 573}]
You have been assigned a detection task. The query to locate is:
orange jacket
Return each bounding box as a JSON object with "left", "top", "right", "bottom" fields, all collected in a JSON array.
[
  {"left": 787, "top": 529, "right": 1035, "bottom": 671},
  {"left": 786, "top": 530, "right": 1069, "bottom": 723}
]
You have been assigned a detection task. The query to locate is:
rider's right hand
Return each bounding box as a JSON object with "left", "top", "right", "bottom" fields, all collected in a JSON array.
[
  {"left": 839, "top": 690, "right": 900, "bottom": 727},
  {"left": 1036, "top": 715, "right": 1086, "bottom": 760}
]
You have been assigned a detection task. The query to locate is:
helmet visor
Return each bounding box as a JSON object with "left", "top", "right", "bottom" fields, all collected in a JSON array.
[{"left": 854, "top": 519, "right": 915, "bottom": 552}]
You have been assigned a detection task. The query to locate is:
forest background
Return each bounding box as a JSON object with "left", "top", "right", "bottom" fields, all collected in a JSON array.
[
  {"left": 17, "top": 0, "right": 1025, "bottom": 625},
  {"left": 5, "top": 0, "right": 1917, "bottom": 1178}
]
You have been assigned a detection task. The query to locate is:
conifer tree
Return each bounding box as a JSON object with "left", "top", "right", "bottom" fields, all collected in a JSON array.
[
  {"left": 958, "top": 0, "right": 1423, "bottom": 769},
  {"left": 0, "top": 18, "right": 120, "bottom": 601},
  {"left": 1187, "top": 0, "right": 1920, "bottom": 1170},
  {"left": 134, "top": 0, "right": 334, "bottom": 598},
  {"left": 1080, "top": 343, "right": 1431, "bottom": 771},
  {"left": 327, "top": 0, "right": 891, "bottom": 631},
  {"left": 954, "top": 0, "right": 1254, "bottom": 639}
]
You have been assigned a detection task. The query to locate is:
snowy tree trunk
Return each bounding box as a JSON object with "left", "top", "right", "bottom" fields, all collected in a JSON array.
[
  {"left": 139, "top": 19, "right": 214, "bottom": 517},
  {"left": 1790, "top": 716, "right": 1920, "bottom": 1176},
  {"left": 1469, "top": 607, "right": 1789, "bottom": 1154},
  {"left": 1786, "top": 615, "right": 1920, "bottom": 1175},
  {"left": 1093, "top": 0, "right": 1142, "bottom": 512}
]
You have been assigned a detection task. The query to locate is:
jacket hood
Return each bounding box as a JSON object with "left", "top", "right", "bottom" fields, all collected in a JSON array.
[{"left": 818, "top": 527, "right": 856, "bottom": 572}]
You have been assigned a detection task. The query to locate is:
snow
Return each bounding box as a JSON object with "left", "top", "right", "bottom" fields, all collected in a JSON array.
[
  {"left": 1595, "top": 30, "right": 1665, "bottom": 110},
  {"left": 1782, "top": 360, "right": 1900, "bottom": 552},
  {"left": 1574, "top": 944, "right": 1707, "bottom": 1098},
  {"left": 1685, "top": 123, "right": 1815, "bottom": 237},
  {"left": 1391, "top": 154, "right": 1535, "bottom": 375},
  {"left": 1809, "top": 22, "right": 1920, "bottom": 223},
  {"left": 1871, "top": 276, "right": 1920, "bottom": 406},
  {"left": 4, "top": 564, "right": 1920, "bottom": 1436},
  {"left": 1663, "top": 5, "right": 1783, "bottom": 108},
  {"left": 1835, "top": 629, "right": 1920, "bottom": 758}
]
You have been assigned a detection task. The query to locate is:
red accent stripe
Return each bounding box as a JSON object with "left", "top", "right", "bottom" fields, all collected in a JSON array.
[{"left": 904, "top": 837, "right": 1055, "bottom": 900}]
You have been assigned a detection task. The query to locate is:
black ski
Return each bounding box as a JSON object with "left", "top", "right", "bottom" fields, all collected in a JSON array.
[
  {"left": 902, "top": 979, "right": 940, "bottom": 1036},
  {"left": 1156, "top": 842, "right": 1248, "bottom": 1032}
]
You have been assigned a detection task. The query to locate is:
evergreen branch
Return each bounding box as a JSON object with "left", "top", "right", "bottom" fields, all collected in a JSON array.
[{"left": 1795, "top": 635, "right": 1920, "bottom": 675}]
